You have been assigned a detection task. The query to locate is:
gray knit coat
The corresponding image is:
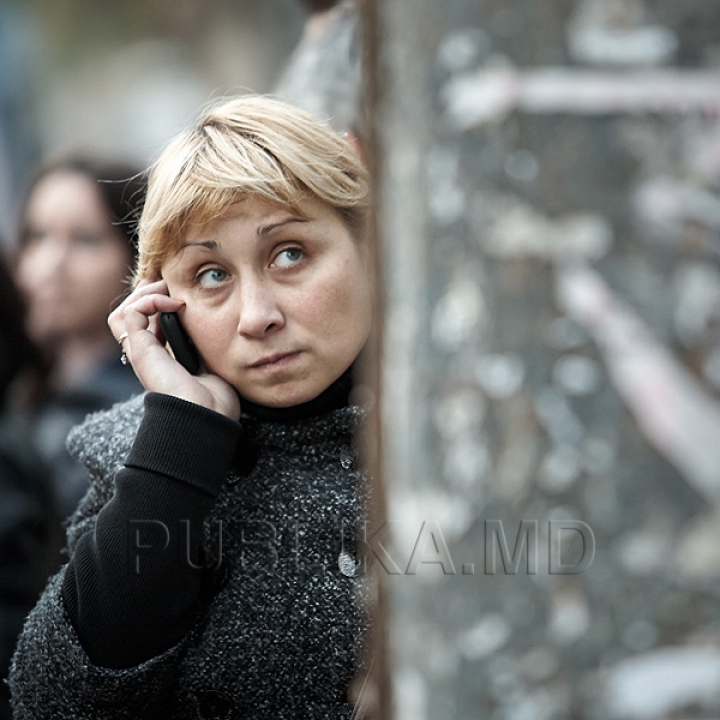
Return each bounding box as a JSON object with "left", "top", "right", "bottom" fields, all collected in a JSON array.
[{"left": 9, "top": 394, "right": 369, "bottom": 719}]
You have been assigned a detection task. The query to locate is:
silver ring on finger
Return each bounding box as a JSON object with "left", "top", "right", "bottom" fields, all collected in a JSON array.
[{"left": 118, "top": 332, "right": 129, "bottom": 365}]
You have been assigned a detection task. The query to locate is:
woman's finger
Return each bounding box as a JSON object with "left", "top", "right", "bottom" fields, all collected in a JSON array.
[
  {"left": 121, "top": 294, "right": 184, "bottom": 332},
  {"left": 110, "top": 279, "right": 167, "bottom": 318},
  {"left": 108, "top": 275, "right": 183, "bottom": 368},
  {"left": 113, "top": 296, "right": 184, "bottom": 365},
  {"left": 109, "top": 281, "right": 174, "bottom": 337}
]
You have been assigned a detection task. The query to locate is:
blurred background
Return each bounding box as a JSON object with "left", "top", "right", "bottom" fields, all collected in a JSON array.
[
  {"left": 0, "top": 0, "right": 310, "bottom": 244},
  {"left": 370, "top": 1, "right": 720, "bottom": 718}
]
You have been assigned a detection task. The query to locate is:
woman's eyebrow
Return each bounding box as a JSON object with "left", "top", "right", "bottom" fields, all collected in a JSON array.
[
  {"left": 257, "top": 217, "right": 307, "bottom": 237},
  {"left": 183, "top": 240, "right": 219, "bottom": 251}
]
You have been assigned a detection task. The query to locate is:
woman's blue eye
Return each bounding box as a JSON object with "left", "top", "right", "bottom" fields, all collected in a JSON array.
[
  {"left": 198, "top": 268, "right": 228, "bottom": 287},
  {"left": 275, "top": 248, "right": 303, "bottom": 268}
]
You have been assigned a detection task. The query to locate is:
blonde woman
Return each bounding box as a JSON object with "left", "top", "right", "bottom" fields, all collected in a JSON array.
[{"left": 11, "top": 95, "right": 372, "bottom": 719}]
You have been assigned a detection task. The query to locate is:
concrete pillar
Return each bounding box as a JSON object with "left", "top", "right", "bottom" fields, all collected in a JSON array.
[{"left": 365, "top": 0, "right": 720, "bottom": 718}]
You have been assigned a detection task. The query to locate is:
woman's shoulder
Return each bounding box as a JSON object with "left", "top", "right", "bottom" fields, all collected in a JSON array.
[
  {"left": 63, "top": 394, "right": 145, "bottom": 550},
  {"left": 66, "top": 393, "right": 146, "bottom": 479}
]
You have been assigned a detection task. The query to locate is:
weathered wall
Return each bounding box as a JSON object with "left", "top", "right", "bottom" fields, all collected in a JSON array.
[{"left": 368, "top": 0, "right": 720, "bottom": 718}]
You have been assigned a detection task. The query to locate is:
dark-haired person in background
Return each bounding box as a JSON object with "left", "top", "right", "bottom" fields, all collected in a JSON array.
[
  {"left": 0, "top": 252, "right": 62, "bottom": 720},
  {"left": 13, "top": 158, "right": 146, "bottom": 518}
]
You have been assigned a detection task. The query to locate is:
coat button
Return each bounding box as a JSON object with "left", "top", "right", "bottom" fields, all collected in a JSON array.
[
  {"left": 196, "top": 689, "right": 235, "bottom": 719},
  {"left": 340, "top": 451, "right": 354, "bottom": 470},
  {"left": 338, "top": 549, "right": 361, "bottom": 577}
]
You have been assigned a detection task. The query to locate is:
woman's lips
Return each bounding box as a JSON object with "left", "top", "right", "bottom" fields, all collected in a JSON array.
[{"left": 248, "top": 351, "right": 302, "bottom": 370}]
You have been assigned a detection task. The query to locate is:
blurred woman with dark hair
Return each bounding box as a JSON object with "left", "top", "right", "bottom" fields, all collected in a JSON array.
[
  {"left": 14, "top": 158, "right": 146, "bottom": 517},
  {"left": 0, "top": 251, "right": 62, "bottom": 720}
]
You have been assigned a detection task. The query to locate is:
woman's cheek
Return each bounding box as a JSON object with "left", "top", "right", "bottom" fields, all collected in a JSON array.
[{"left": 186, "top": 312, "right": 231, "bottom": 356}]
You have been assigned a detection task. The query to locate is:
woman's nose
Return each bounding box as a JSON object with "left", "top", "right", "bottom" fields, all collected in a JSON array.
[{"left": 236, "top": 279, "right": 285, "bottom": 338}]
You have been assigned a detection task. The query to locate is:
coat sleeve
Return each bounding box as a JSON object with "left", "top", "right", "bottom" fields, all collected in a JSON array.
[
  {"left": 8, "top": 572, "right": 185, "bottom": 719},
  {"left": 8, "top": 393, "right": 242, "bottom": 719}
]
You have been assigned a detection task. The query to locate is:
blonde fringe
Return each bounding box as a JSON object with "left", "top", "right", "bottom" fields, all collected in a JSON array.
[{"left": 135, "top": 95, "right": 369, "bottom": 284}]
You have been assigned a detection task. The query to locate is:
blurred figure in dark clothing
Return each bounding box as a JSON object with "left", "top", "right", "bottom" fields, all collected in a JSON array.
[
  {"left": 0, "top": 251, "right": 62, "bottom": 720},
  {"left": 14, "top": 158, "right": 146, "bottom": 518}
]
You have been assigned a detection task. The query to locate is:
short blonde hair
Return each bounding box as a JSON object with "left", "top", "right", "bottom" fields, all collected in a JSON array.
[{"left": 135, "top": 94, "right": 369, "bottom": 282}]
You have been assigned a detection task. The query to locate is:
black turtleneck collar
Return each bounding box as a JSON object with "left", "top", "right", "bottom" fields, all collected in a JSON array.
[{"left": 238, "top": 364, "right": 354, "bottom": 423}]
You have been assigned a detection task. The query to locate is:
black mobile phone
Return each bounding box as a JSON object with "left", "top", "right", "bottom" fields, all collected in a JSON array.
[{"left": 159, "top": 312, "right": 201, "bottom": 375}]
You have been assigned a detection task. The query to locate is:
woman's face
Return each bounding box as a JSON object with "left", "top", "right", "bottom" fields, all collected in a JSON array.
[
  {"left": 16, "top": 171, "right": 132, "bottom": 347},
  {"left": 161, "top": 195, "right": 372, "bottom": 407}
]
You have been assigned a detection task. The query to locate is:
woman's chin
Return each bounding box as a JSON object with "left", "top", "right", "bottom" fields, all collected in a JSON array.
[
  {"left": 232, "top": 363, "right": 351, "bottom": 409},
  {"left": 237, "top": 383, "right": 319, "bottom": 409}
]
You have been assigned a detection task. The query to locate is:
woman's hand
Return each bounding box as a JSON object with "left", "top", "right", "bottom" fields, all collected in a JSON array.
[{"left": 108, "top": 279, "right": 241, "bottom": 420}]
